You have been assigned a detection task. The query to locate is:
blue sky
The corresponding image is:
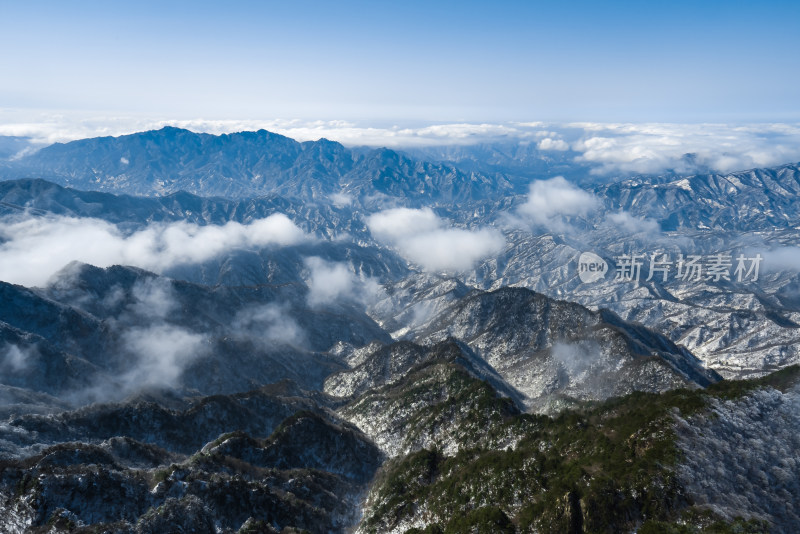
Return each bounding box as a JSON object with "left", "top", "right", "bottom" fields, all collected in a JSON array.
[{"left": 1, "top": 0, "right": 799, "bottom": 122}]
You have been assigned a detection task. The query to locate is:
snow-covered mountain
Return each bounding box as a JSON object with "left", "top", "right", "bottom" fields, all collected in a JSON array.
[
  {"left": 2, "top": 127, "right": 512, "bottom": 204},
  {"left": 595, "top": 163, "right": 800, "bottom": 232},
  {"left": 1, "top": 128, "right": 799, "bottom": 532}
]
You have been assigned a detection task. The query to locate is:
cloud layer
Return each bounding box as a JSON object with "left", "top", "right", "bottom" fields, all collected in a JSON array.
[
  {"left": 0, "top": 214, "right": 308, "bottom": 287},
  {"left": 571, "top": 122, "right": 800, "bottom": 175},
  {"left": 3, "top": 113, "right": 799, "bottom": 176},
  {"left": 366, "top": 208, "right": 505, "bottom": 272}
]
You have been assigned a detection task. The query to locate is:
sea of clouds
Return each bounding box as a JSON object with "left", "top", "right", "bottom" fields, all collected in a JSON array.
[{"left": 2, "top": 113, "right": 799, "bottom": 176}]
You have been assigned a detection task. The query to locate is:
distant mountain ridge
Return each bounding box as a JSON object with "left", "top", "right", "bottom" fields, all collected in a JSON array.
[
  {"left": 1, "top": 127, "right": 513, "bottom": 203},
  {"left": 594, "top": 162, "right": 800, "bottom": 231},
  {"left": 4, "top": 127, "right": 800, "bottom": 236}
]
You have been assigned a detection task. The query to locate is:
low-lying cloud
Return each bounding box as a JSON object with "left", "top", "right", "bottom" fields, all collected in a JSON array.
[
  {"left": 129, "top": 277, "right": 176, "bottom": 319},
  {"left": 605, "top": 211, "right": 661, "bottom": 236},
  {"left": 59, "top": 275, "right": 211, "bottom": 401},
  {"left": 552, "top": 341, "right": 598, "bottom": 375},
  {"left": 4, "top": 114, "right": 799, "bottom": 175},
  {"left": 330, "top": 191, "right": 354, "bottom": 208},
  {"left": 572, "top": 122, "right": 800, "bottom": 175},
  {"left": 537, "top": 137, "right": 569, "bottom": 151},
  {"left": 754, "top": 247, "right": 800, "bottom": 274},
  {"left": 0, "top": 343, "right": 33, "bottom": 373},
  {"left": 232, "top": 303, "right": 307, "bottom": 348},
  {"left": 119, "top": 324, "right": 208, "bottom": 390},
  {"left": 304, "top": 256, "right": 383, "bottom": 307},
  {"left": 0, "top": 213, "right": 308, "bottom": 287},
  {"left": 516, "top": 176, "right": 600, "bottom": 230},
  {"left": 366, "top": 208, "right": 505, "bottom": 272}
]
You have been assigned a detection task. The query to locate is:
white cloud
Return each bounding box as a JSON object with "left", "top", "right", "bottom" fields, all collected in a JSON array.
[
  {"left": 398, "top": 228, "right": 505, "bottom": 272},
  {"left": 232, "top": 303, "right": 306, "bottom": 348},
  {"left": 755, "top": 247, "right": 800, "bottom": 273},
  {"left": 305, "top": 257, "right": 356, "bottom": 306},
  {"left": 517, "top": 177, "right": 600, "bottom": 229},
  {"left": 572, "top": 122, "right": 800, "bottom": 175},
  {"left": 119, "top": 325, "right": 208, "bottom": 389},
  {"left": 366, "top": 208, "right": 505, "bottom": 272},
  {"left": 330, "top": 191, "right": 353, "bottom": 207},
  {"left": 0, "top": 114, "right": 541, "bottom": 148},
  {"left": 304, "top": 257, "right": 384, "bottom": 307},
  {"left": 129, "top": 278, "right": 176, "bottom": 320},
  {"left": 537, "top": 137, "right": 569, "bottom": 151},
  {"left": 0, "top": 213, "right": 308, "bottom": 287},
  {"left": 1, "top": 344, "right": 32, "bottom": 373},
  {"left": 3, "top": 112, "right": 800, "bottom": 174},
  {"left": 605, "top": 211, "right": 661, "bottom": 235},
  {"left": 366, "top": 207, "right": 442, "bottom": 242},
  {"left": 552, "top": 341, "right": 598, "bottom": 375}
]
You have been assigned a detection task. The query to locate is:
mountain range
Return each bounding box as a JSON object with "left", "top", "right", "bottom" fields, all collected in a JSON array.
[
  {"left": 1, "top": 128, "right": 799, "bottom": 532},
  {"left": 0, "top": 128, "right": 515, "bottom": 203}
]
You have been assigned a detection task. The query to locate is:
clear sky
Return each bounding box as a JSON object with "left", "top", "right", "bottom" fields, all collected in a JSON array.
[{"left": 1, "top": 0, "right": 799, "bottom": 123}]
